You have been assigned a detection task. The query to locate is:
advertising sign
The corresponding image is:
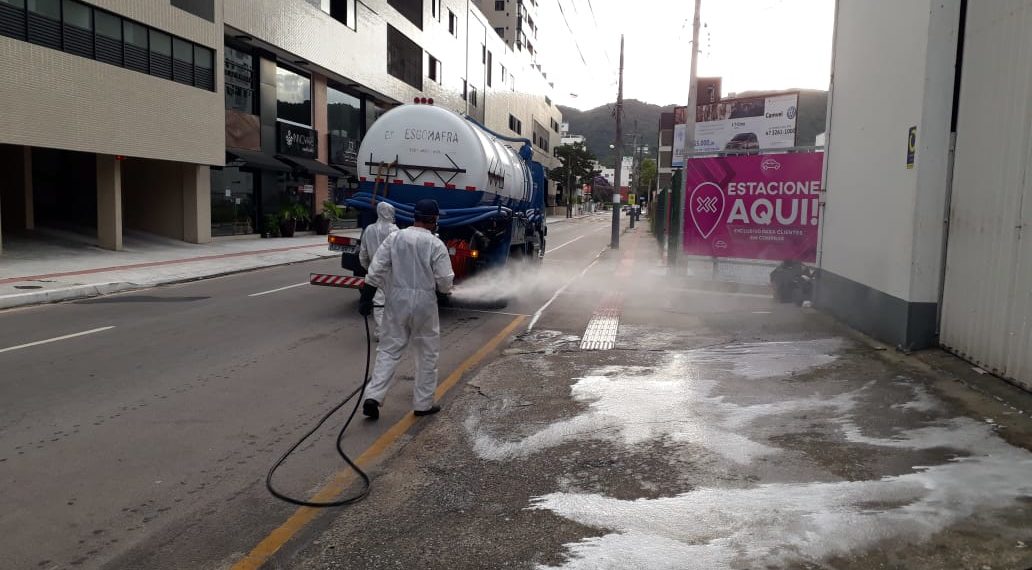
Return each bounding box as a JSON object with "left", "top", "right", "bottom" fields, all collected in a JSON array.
[
  {"left": 672, "top": 93, "right": 800, "bottom": 167},
  {"left": 683, "top": 153, "right": 823, "bottom": 262}
]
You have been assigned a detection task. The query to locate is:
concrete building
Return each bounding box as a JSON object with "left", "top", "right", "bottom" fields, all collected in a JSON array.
[
  {"left": 818, "top": 0, "right": 1032, "bottom": 391},
  {"left": 0, "top": 0, "right": 562, "bottom": 253},
  {"left": 474, "top": 0, "right": 537, "bottom": 61}
]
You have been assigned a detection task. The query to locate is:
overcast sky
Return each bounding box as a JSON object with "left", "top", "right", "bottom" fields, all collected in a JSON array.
[{"left": 537, "top": 0, "right": 836, "bottom": 110}]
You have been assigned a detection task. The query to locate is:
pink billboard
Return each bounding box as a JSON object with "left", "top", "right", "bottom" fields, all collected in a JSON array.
[{"left": 684, "top": 153, "right": 823, "bottom": 262}]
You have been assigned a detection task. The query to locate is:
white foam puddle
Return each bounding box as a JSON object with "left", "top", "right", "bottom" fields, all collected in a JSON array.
[
  {"left": 495, "top": 341, "right": 1032, "bottom": 569},
  {"left": 531, "top": 418, "right": 1032, "bottom": 569},
  {"left": 891, "top": 379, "right": 941, "bottom": 413},
  {"left": 468, "top": 339, "right": 851, "bottom": 464}
]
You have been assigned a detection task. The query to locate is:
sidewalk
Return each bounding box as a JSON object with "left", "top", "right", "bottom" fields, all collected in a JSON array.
[
  {"left": 0, "top": 229, "right": 358, "bottom": 310},
  {"left": 286, "top": 226, "right": 1032, "bottom": 569}
]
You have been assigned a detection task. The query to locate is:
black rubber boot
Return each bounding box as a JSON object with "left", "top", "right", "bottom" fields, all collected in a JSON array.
[
  {"left": 414, "top": 405, "right": 441, "bottom": 417},
  {"left": 363, "top": 398, "right": 380, "bottom": 420}
]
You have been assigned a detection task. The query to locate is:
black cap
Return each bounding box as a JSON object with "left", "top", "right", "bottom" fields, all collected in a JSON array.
[{"left": 414, "top": 199, "right": 440, "bottom": 217}]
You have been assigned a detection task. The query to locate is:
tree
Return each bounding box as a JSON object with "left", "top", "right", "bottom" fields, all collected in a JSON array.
[
  {"left": 549, "top": 142, "right": 597, "bottom": 217},
  {"left": 638, "top": 158, "right": 657, "bottom": 196}
]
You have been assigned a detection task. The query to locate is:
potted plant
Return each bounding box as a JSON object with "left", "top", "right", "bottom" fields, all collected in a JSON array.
[
  {"left": 277, "top": 203, "right": 308, "bottom": 237},
  {"left": 262, "top": 214, "right": 281, "bottom": 238},
  {"left": 316, "top": 200, "right": 344, "bottom": 235}
]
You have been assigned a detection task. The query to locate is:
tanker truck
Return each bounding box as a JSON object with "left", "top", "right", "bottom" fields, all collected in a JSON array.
[{"left": 320, "top": 100, "right": 548, "bottom": 287}]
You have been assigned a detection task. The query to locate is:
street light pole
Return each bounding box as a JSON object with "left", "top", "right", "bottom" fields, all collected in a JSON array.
[
  {"left": 611, "top": 34, "right": 625, "bottom": 250},
  {"left": 674, "top": 0, "right": 702, "bottom": 269}
]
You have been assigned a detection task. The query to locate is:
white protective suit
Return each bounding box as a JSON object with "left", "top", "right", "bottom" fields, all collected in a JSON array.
[
  {"left": 358, "top": 202, "right": 399, "bottom": 336},
  {"left": 364, "top": 226, "right": 455, "bottom": 411}
]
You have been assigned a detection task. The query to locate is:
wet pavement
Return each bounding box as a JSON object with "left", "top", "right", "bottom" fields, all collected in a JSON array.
[{"left": 279, "top": 226, "right": 1032, "bottom": 570}]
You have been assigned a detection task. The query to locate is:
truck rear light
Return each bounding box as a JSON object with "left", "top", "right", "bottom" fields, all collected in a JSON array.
[
  {"left": 470, "top": 249, "right": 480, "bottom": 259},
  {"left": 328, "top": 235, "right": 358, "bottom": 246}
]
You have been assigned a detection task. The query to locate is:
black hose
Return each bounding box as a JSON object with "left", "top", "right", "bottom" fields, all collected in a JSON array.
[{"left": 265, "top": 314, "right": 374, "bottom": 507}]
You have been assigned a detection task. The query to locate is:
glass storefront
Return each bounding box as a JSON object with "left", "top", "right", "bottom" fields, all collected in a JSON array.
[
  {"left": 225, "top": 45, "right": 254, "bottom": 114},
  {"left": 327, "top": 84, "right": 361, "bottom": 169},
  {"left": 210, "top": 166, "right": 257, "bottom": 236},
  {"left": 276, "top": 65, "right": 311, "bottom": 127}
]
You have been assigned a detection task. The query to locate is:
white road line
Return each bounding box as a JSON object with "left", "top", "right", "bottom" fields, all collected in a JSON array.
[
  {"left": 528, "top": 250, "right": 605, "bottom": 331},
  {"left": 248, "top": 282, "right": 308, "bottom": 297},
  {"left": 0, "top": 326, "right": 116, "bottom": 354},
  {"left": 546, "top": 234, "right": 586, "bottom": 253}
]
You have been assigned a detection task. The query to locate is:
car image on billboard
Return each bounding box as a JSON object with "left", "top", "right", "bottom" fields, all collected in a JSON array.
[{"left": 725, "top": 132, "right": 759, "bottom": 150}]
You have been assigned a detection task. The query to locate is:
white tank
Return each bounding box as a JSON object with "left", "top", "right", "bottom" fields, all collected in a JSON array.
[{"left": 357, "top": 104, "right": 531, "bottom": 204}]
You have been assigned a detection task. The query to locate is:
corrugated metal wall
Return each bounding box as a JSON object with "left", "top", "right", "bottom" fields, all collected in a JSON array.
[{"left": 940, "top": 0, "right": 1032, "bottom": 391}]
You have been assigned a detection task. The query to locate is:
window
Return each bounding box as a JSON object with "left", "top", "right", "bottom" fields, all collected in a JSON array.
[
  {"left": 427, "top": 53, "right": 440, "bottom": 83},
  {"left": 481, "top": 43, "right": 486, "bottom": 63},
  {"left": 170, "top": 0, "right": 214, "bottom": 22},
  {"left": 469, "top": 85, "right": 478, "bottom": 108},
  {"left": 94, "top": 10, "right": 121, "bottom": 66},
  {"left": 277, "top": 65, "right": 312, "bottom": 126},
  {"left": 447, "top": 9, "right": 456, "bottom": 36},
  {"left": 172, "top": 36, "right": 194, "bottom": 85},
  {"left": 494, "top": 0, "right": 504, "bottom": 9},
  {"left": 27, "top": 0, "right": 60, "bottom": 49},
  {"left": 123, "top": 20, "right": 148, "bottom": 72},
  {"left": 460, "top": 78, "right": 467, "bottom": 101},
  {"left": 486, "top": 50, "right": 492, "bottom": 86},
  {"left": 327, "top": 85, "right": 362, "bottom": 165},
  {"left": 500, "top": 64, "right": 506, "bottom": 84},
  {"left": 494, "top": 27, "right": 503, "bottom": 38},
  {"left": 62, "top": 0, "right": 93, "bottom": 58},
  {"left": 225, "top": 45, "right": 255, "bottom": 113},
  {"left": 193, "top": 44, "right": 214, "bottom": 91},
  {"left": 0, "top": 0, "right": 26, "bottom": 41},
  {"left": 386, "top": 25, "right": 422, "bottom": 89},
  {"left": 148, "top": 29, "right": 172, "bottom": 79},
  {"left": 387, "top": 0, "right": 422, "bottom": 29},
  {"left": 430, "top": 0, "right": 440, "bottom": 21},
  {"left": 508, "top": 114, "right": 522, "bottom": 135},
  {"left": 318, "top": 0, "right": 357, "bottom": 29}
]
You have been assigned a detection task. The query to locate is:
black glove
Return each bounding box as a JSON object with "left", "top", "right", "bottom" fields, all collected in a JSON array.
[{"left": 358, "top": 284, "right": 378, "bottom": 316}]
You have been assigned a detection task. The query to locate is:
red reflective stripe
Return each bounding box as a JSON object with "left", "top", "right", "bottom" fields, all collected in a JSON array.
[
  {"left": 465, "top": 186, "right": 477, "bottom": 191},
  {"left": 424, "top": 182, "right": 435, "bottom": 187},
  {"left": 445, "top": 183, "right": 456, "bottom": 189},
  {"left": 393, "top": 179, "right": 404, "bottom": 185},
  {"left": 359, "top": 176, "right": 367, "bottom": 182}
]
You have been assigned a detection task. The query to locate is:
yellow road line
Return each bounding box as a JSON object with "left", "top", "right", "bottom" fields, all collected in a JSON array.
[{"left": 233, "top": 314, "right": 527, "bottom": 570}]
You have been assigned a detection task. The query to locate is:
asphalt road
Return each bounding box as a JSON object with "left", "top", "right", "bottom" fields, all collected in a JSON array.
[{"left": 0, "top": 214, "right": 613, "bottom": 570}]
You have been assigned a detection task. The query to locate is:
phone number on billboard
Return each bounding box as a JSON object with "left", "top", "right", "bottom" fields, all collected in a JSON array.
[{"left": 765, "top": 128, "right": 795, "bottom": 137}]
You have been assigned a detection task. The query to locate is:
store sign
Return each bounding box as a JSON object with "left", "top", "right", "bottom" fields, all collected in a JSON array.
[
  {"left": 277, "top": 122, "right": 317, "bottom": 158},
  {"left": 672, "top": 93, "right": 800, "bottom": 166},
  {"left": 329, "top": 133, "right": 358, "bottom": 166},
  {"left": 683, "top": 153, "right": 823, "bottom": 263}
]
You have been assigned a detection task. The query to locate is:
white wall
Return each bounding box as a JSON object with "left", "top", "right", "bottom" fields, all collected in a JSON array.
[{"left": 821, "top": 0, "right": 959, "bottom": 302}]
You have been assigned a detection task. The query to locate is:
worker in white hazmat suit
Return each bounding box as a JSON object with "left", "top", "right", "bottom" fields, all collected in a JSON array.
[
  {"left": 358, "top": 202, "right": 399, "bottom": 339},
  {"left": 359, "top": 199, "right": 454, "bottom": 419}
]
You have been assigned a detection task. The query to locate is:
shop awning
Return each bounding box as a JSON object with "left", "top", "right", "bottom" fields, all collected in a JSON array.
[
  {"left": 276, "top": 155, "right": 344, "bottom": 177},
  {"left": 226, "top": 148, "right": 292, "bottom": 172}
]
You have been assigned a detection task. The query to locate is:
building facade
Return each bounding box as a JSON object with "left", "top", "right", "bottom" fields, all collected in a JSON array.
[
  {"left": 819, "top": 0, "right": 1032, "bottom": 391},
  {"left": 474, "top": 0, "right": 537, "bottom": 60},
  {"left": 0, "top": 0, "right": 561, "bottom": 252}
]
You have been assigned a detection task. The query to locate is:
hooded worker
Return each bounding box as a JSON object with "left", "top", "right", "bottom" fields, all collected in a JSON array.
[
  {"left": 358, "top": 202, "right": 399, "bottom": 339},
  {"left": 359, "top": 199, "right": 454, "bottom": 419}
]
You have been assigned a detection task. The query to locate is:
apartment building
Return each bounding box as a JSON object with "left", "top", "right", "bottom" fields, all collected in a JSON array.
[
  {"left": 0, "top": 0, "right": 562, "bottom": 252},
  {"left": 474, "top": 0, "right": 537, "bottom": 60}
]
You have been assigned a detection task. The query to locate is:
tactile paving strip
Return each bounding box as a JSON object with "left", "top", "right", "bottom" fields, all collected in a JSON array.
[{"left": 580, "top": 294, "right": 624, "bottom": 350}]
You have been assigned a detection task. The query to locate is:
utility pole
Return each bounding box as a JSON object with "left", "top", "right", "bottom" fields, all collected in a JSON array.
[
  {"left": 611, "top": 34, "right": 624, "bottom": 250},
  {"left": 673, "top": 0, "right": 702, "bottom": 269}
]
